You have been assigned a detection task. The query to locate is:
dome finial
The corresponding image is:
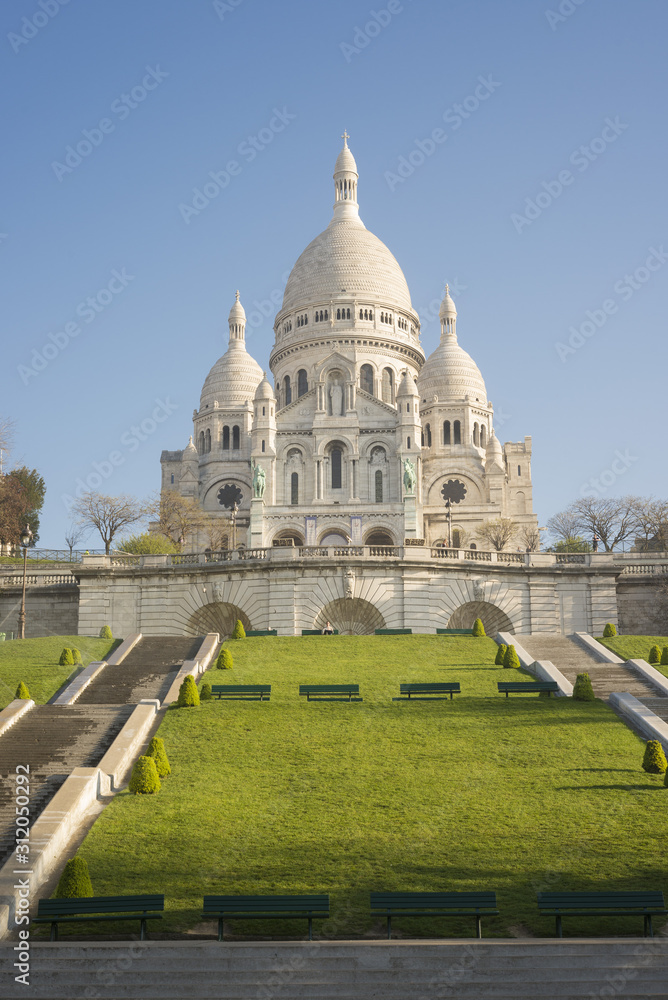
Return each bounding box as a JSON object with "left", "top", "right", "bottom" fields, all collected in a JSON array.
[
  {"left": 439, "top": 282, "right": 457, "bottom": 339},
  {"left": 333, "top": 134, "right": 360, "bottom": 223},
  {"left": 341, "top": 129, "right": 350, "bottom": 146},
  {"left": 228, "top": 290, "right": 246, "bottom": 344}
]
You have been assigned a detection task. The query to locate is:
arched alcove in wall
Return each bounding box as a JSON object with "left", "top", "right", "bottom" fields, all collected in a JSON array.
[
  {"left": 186, "top": 602, "right": 251, "bottom": 639},
  {"left": 446, "top": 601, "right": 514, "bottom": 635},
  {"left": 314, "top": 598, "right": 385, "bottom": 635}
]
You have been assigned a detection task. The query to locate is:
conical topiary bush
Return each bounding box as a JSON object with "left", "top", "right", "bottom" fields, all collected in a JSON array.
[
  {"left": 495, "top": 643, "right": 507, "bottom": 665},
  {"left": 59, "top": 647, "right": 74, "bottom": 666},
  {"left": 216, "top": 648, "right": 233, "bottom": 670},
  {"left": 99, "top": 625, "right": 113, "bottom": 640},
  {"left": 503, "top": 645, "right": 520, "bottom": 669},
  {"left": 71, "top": 647, "right": 83, "bottom": 665},
  {"left": 200, "top": 682, "right": 212, "bottom": 701},
  {"left": 177, "top": 675, "right": 200, "bottom": 707},
  {"left": 642, "top": 740, "right": 667, "bottom": 774},
  {"left": 649, "top": 645, "right": 661, "bottom": 665},
  {"left": 15, "top": 681, "right": 30, "bottom": 700},
  {"left": 146, "top": 736, "right": 171, "bottom": 777},
  {"left": 660, "top": 647, "right": 668, "bottom": 666},
  {"left": 573, "top": 672, "right": 595, "bottom": 701},
  {"left": 232, "top": 619, "right": 246, "bottom": 639},
  {"left": 472, "top": 618, "right": 486, "bottom": 637},
  {"left": 602, "top": 623, "right": 617, "bottom": 637},
  {"left": 54, "top": 857, "right": 94, "bottom": 898},
  {"left": 128, "top": 755, "right": 161, "bottom": 794}
]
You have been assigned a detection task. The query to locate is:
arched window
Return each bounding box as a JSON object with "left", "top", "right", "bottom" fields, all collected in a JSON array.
[
  {"left": 336, "top": 309, "right": 341, "bottom": 320},
  {"left": 452, "top": 529, "right": 461, "bottom": 548},
  {"left": 360, "top": 364, "right": 374, "bottom": 395},
  {"left": 473, "top": 423, "right": 479, "bottom": 446},
  {"left": 470, "top": 542, "right": 477, "bottom": 550},
  {"left": 291, "top": 472, "right": 299, "bottom": 505},
  {"left": 381, "top": 367, "right": 393, "bottom": 403},
  {"left": 375, "top": 469, "right": 383, "bottom": 503},
  {"left": 407, "top": 436, "right": 411, "bottom": 449},
  {"left": 331, "top": 448, "right": 342, "bottom": 489},
  {"left": 198, "top": 431, "right": 205, "bottom": 454},
  {"left": 443, "top": 421, "right": 451, "bottom": 445},
  {"left": 297, "top": 369, "right": 308, "bottom": 397},
  {"left": 454, "top": 420, "right": 461, "bottom": 445},
  {"left": 480, "top": 425, "right": 486, "bottom": 448},
  {"left": 359, "top": 309, "right": 363, "bottom": 320},
  {"left": 325, "top": 309, "right": 329, "bottom": 320},
  {"left": 222, "top": 426, "right": 230, "bottom": 450},
  {"left": 284, "top": 375, "right": 292, "bottom": 406},
  {"left": 205, "top": 429, "right": 211, "bottom": 453},
  {"left": 518, "top": 465, "right": 521, "bottom": 477},
  {"left": 426, "top": 423, "right": 432, "bottom": 447},
  {"left": 232, "top": 425, "right": 240, "bottom": 450}
]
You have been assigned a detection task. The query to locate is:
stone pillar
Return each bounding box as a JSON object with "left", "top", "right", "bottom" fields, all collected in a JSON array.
[
  {"left": 249, "top": 497, "right": 265, "bottom": 548},
  {"left": 403, "top": 494, "right": 418, "bottom": 539}
]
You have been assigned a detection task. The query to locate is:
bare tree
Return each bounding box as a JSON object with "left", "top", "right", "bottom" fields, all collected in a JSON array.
[
  {"left": 0, "top": 417, "right": 15, "bottom": 472},
  {"left": 632, "top": 497, "right": 668, "bottom": 551},
  {"left": 476, "top": 517, "right": 517, "bottom": 551},
  {"left": 567, "top": 496, "right": 640, "bottom": 552},
  {"left": 71, "top": 492, "right": 149, "bottom": 555},
  {"left": 520, "top": 525, "right": 541, "bottom": 551},
  {"left": 64, "top": 522, "right": 86, "bottom": 560},
  {"left": 201, "top": 513, "right": 230, "bottom": 551},
  {"left": 546, "top": 509, "right": 581, "bottom": 546},
  {"left": 153, "top": 491, "right": 205, "bottom": 548}
]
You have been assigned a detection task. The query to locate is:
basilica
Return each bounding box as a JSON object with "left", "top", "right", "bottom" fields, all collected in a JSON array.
[{"left": 160, "top": 135, "right": 538, "bottom": 552}]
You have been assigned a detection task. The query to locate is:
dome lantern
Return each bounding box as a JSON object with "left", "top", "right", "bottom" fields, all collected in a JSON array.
[{"left": 332, "top": 130, "right": 360, "bottom": 223}]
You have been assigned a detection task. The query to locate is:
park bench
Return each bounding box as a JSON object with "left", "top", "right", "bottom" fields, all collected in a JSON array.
[
  {"left": 299, "top": 684, "right": 362, "bottom": 702},
  {"left": 393, "top": 682, "right": 461, "bottom": 701},
  {"left": 370, "top": 891, "right": 498, "bottom": 939},
  {"left": 436, "top": 628, "right": 474, "bottom": 635},
  {"left": 202, "top": 893, "right": 330, "bottom": 941},
  {"left": 211, "top": 685, "right": 271, "bottom": 701},
  {"left": 497, "top": 681, "right": 558, "bottom": 698},
  {"left": 537, "top": 890, "right": 667, "bottom": 937},
  {"left": 34, "top": 894, "right": 164, "bottom": 941},
  {"left": 375, "top": 628, "right": 412, "bottom": 635},
  {"left": 301, "top": 628, "right": 340, "bottom": 635},
  {"left": 245, "top": 629, "right": 277, "bottom": 637}
]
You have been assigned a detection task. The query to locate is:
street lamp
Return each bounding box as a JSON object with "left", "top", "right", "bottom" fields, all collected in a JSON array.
[
  {"left": 231, "top": 501, "right": 239, "bottom": 550},
  {"left": 18, "top": 524, "right": 33, "bottom": 640}
]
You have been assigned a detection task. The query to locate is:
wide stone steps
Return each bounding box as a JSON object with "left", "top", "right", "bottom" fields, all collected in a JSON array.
[
  {"left": 0, "top": 704, "right": 132, "bottom": 868},
  {"left": 4, "top": 940, "right": 668, "bottom": 999},
  {"left": 77, "top": 635, "right": 203, "bottom": 705}
]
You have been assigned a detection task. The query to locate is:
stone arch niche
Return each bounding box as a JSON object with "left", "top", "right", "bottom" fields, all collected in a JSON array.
[
  {"left": 186, "top": 602, "right": 251, "bottom": 640},
  {"left": 447, "top": 601, "right": 514, "bottom": 635},
  {"left": 314, "top": 598, "right": 385, "bottom": 636}
]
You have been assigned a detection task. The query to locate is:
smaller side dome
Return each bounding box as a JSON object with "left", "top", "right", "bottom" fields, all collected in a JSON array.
[
  {"left": 396, "top": 369, "right": 418, "bottom": 398},
  {"left": 254, "top": 373, "right": 276, "bottom": 401},
  {"left": 183, "top": 435, "right": 198, "bottom": 459},
  {"left": 439, "top": 283, "right": 457, "bottom": 322},
  {"left": 485, "top": 430, "right": 505, "bottom": 471},
  {"left": 228, "top": 289, "right": 246, "bottom": 325}
]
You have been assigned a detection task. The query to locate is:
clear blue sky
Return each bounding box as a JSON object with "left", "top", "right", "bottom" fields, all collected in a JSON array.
[{"left": 2, "top": 0, "right": 666, "bottom": 547}]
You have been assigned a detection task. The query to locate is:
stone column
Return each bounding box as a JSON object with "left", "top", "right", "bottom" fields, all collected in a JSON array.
[
  {"left": 403, "top": 494, "right": 418, "bottom": 539},
  {"left": 249, "top": 497, "right": 265, "bottom": 548}
]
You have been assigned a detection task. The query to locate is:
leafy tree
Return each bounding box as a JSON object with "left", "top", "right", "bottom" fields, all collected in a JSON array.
[
  {"left": 71, "top": 492, "right": 149, "bottom": 555},
  {"left": 117, "top": 531, "right": 178, "bottom": 554},
  {"left": 476, "top": 517, "right": 517, "bottom": 551},
  {"left": 548, "top": 537, "right": 593, "bottom": 553},
  {"left": 0, "top": 467, "right": 45, "bottom": 545}
]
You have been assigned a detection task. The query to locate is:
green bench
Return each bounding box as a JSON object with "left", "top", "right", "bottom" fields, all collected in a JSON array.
[
  {"left": 299, "top": 684, "right": 362, "bottom": 702},
  {"left": 436, "top": 628, "right": 474, "bottom": 635},
  {"left": 393, "top": 682, "right": 461, "bottom": 701},
  {"left": 202, "top": 893, "right": 330, "bottom": 941},
  {"left": 498, "top": 681, "right": 558, "bottom": 698},
  {"left": 375, "top": 628, "right": 412, "bottom": 635},
  {"left": 537, "top": 890, "right": 667, "bottom": 937},
  {"left": 211, "top": 685, "right": 271, "bottom": 701},
  {"left": 34, "top": 894, "right": 164, "bottom": 941},
  {"left": 370, "top": 891, "right": 498, "bottom": 939},
  {"left": 245, "top": 629, "right": 277, "bottom": 637},
  {"left": 301, "top": 628, "right": 340, "bottom": 635}
]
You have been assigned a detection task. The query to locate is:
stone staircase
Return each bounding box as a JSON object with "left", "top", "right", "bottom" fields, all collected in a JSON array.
[
  {"left": 4, "top": 940, "right": 668, "bottom": 999},
  {"left": 76, "top": 635, "right": 203, "bottom": 705}
]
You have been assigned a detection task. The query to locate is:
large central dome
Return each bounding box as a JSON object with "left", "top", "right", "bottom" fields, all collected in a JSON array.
[{"left": 280, "top": 136, "right": 414, "bottom": 315}]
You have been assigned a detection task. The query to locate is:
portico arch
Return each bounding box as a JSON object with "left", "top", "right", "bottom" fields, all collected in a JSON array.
[
  {"left": 186, "top": 602, "right": 251, "bottom": 640},
  {"left": 447, "top": 601, "right": 514, "bottom": 635},
  {"left": 314, "top": 598, "right": 385, "bottom": 635}
]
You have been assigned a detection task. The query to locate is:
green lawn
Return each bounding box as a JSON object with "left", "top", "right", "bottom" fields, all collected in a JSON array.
[
  {"left": 74, "top": 635, "right": 667, "bottom": 939},
  {"left": 599, "top": 635, "right": 668, "bottom": 677},
  {"left": 0, "top": 635, "right": 118, "bottom": 708}
]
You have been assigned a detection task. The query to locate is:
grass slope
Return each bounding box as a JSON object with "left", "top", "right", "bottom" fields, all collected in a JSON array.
[
  {"left": 0, "top": 635, "right": 118, "bottom": 708},
  {"left": 76, "top": 636, "right": 666, "bottom": 939},
  {"left": 599, "top": 635, "right": 668, "bottom": 678}
]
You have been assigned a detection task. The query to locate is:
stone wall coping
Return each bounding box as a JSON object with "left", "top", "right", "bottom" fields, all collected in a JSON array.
[
  {"left": 0, "top": 698, "right": 35, "bottom": 739},
  {"left": 97, "top": 701, "right": 160, "bottom": 790},
  {"left": 609, "top": 692, "right": 668, "bottom": 750},
  {"left": 495, "top": 632, "right": 573, "bottom": 697},
  {"left": 162, "top": 633, "right": 219, "bottom": 706},
  {"left": 573, "top": 632, "right": 624, "bottom": 663},
  {"left": 52, "top": 661, "right": 107, "bottom": 706},
  {"left": 107, "top": 632, "right": 142, "bottom": 665},
  {"left": 625, "top": 658, "right": 668, "bottom": 698}
]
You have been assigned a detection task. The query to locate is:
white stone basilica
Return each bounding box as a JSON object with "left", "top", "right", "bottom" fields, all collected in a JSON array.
[{"left": 161, "top": 135, "right": 538, "bottom": 551}]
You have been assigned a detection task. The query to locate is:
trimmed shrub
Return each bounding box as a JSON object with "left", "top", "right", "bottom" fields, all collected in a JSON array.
[
  {"left": 177, "top": 675, "right": 200, "bottom": 707},
  {"left": 495, "top": 643, "right": 507, "bottom": 665},
  {"left": 15, "top": 681, "right": 30, "bottom": 700},
  {"left": 200, "top": 682, "right": 212, "bottom": 701},
  {"left": 664, "top": 768, "right": 668, "bottom": 789},
  {"left": 232, "top": 619, "right": 246, "bottom": 639},
  {"left": 648, "top": 645, "right": 661, "bottom": 665},
  {"left": 216, "top": 647, "right": 233, "bottom": 670},
  {"left": 472, "top": 618, "right": 486, "bottom": 637},
  {"left": 71, "top": 647, "right": 83, "bottom": 665},
  {"left": 642, "top": 740, "right": 667, "bottom": 774},
  {"left": 99, "top": 626, "right": 113, "bottom": 640},
  {"left": 573, "top": 672, "right": 595, "bottom": 701},
  {"left": 54, "top": 857, "right": 93, "bottom": 898},
  {"left": 660, "top": 646, "right": 668, "bottom": 666},
  {"left": 59, "top": 647, "right": 74, "bottom": 666},
  {"left": 146, "top": 736, "right": 171, "bottom": 777},
  {"left": 128, "top": 755, "right": 161, "bottom": 794},
  {"left": 503, "top": 645, "right": 520, "bottom": 669},
  {"left": 602, "top": 623, "right": 617, "bottom": 638}
]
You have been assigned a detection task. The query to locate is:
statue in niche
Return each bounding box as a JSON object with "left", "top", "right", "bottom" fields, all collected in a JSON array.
[
  {"left": 252, "top": 461, "right": 266, "bottom": 499},
  {"left": 329, "top": 380, "right": 343, "bottom": 416},
  {"left": 403, "top": 459, "right": 417, "bottom": 495},
  {"left": 344, "top": 568, "right": 355, "bottom": 598}
]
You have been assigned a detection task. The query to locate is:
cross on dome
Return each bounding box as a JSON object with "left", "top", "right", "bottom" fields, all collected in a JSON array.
[{"left": 341, "top": 129, "right": 350, "bottom": 145}]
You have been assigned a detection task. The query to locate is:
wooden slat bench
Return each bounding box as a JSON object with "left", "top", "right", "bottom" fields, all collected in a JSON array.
[
  {"left": 299, "top": 684, "right": 362, "bottom": 702},
  {"left": 301, "top": 629, "right": 340, "bottom": 635},
  {"left": 370, "top": 891, "right": 498, "bottom": 939},
  {"left": 537, "top": 890, "right": 667, "bottom": 937},
  {"left": 393, "top": 682, "right": 461, "bottom": 701},
  {"left": 498, "top": 681, "right": 558, "bottom": 698},
  {"left": 202, "top": 893, "right": 330, "bottom": 941},
  {"left": 211, "top": 685, "right": 271, "bottom": 701},
  {"left": 34, "top": 894, "right": 164, "bottom": 941},
  {"left": 436, "top": 629, "right": 474, "bottom": 635},
  {"left": 375, "top": 628, "right": 412, "bottom": 635},
  {"left": 245, "top": 629, "right": 277, "bottom": 637}
]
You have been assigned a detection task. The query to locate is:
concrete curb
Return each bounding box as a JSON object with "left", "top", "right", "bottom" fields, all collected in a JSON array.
[
  {"left": 609, "top": 692, "right": 668, "bottom": 750},
  {"left": 495, "top": 632, "right": 573, "bottom": 697},
  {"left": 625, "top": 658, "right": 668, "bottom": 698},
  {"left": 573, "top": 632, "right": 624, "bottom": 663},
  {"left": 97, "top": 700, "right": 161, "bottom": 790},
  {"left": 106, "top": 632, "right": 142, "bottom": 666},
  {"left": 0, "top": 699, "right": 35, "bottom": 739},
  {"left": 52, "top": 661, "right": 106, "bottom": 705},
  {"left": 162, "top": 633, "right": 219, "bottom": 706}
]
